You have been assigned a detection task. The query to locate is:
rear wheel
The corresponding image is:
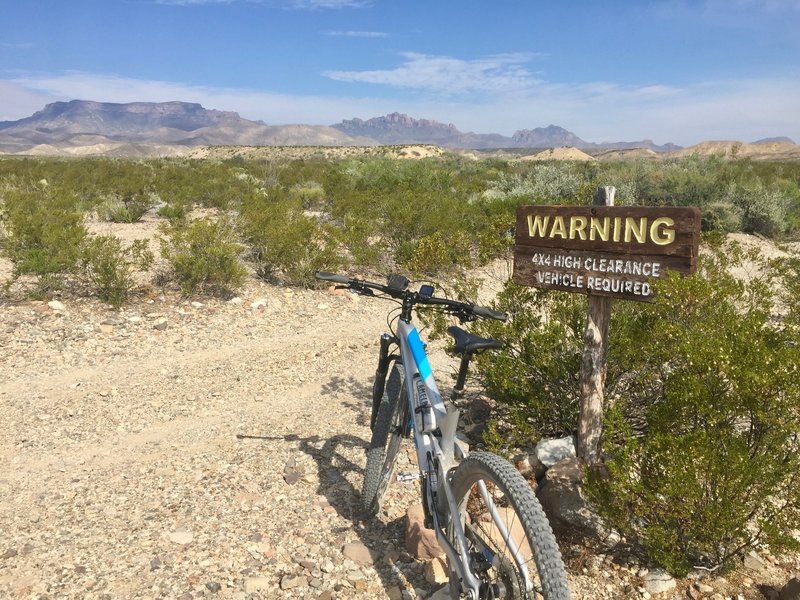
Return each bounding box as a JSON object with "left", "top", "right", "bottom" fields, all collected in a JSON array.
[
  {"left": 448, "top": 452, "right": 570, "bottom": 599},
  {"left": 361, "top": 363, "right": 409, "bottom": 517}
]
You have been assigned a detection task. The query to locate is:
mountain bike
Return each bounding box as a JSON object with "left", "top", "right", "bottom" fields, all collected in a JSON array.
[{"left": 316, "top": 272, "right": 571, "bottom": 600}]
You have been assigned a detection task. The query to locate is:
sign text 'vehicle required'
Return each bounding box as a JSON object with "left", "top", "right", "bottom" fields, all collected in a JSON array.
[{"left": 513, "top": 205, "right": 701, "bottom": 301}]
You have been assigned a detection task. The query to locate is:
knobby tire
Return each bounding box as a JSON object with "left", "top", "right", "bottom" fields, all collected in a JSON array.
[
  {"left": 448, "top": 452, "right": 571, "bottom": 599},
  {"left": 361, "top": 363, "right": 408, "bottom": 517}
]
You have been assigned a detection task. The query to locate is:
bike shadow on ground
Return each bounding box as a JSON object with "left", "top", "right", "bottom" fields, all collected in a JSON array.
[
  {"left": 236, "top": 375, "right": 429, "bottom": 596},
  {"left": 319, "top": 374, "right": 373, "bottom": 429}
]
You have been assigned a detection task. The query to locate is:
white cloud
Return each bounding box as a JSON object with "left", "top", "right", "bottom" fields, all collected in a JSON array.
[{"left": 324, "top": 52, "right": 541, "bottom": 95}]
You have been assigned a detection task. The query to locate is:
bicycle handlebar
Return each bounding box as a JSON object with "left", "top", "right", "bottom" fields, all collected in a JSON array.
[{"left": 315, "top": 271, "right": 507, "bottom": 322}]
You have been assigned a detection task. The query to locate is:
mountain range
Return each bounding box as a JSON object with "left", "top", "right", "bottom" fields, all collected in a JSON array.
[
  {"left": 0, "top": 100, "right": 796, "bottom": 158},
  {"left": 0, "top": 100, "right": 682, "bottom": 156}
]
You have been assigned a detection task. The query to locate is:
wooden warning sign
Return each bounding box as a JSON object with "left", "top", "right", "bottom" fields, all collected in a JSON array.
[{"left": 513, "top": 205, "right": 701, "bottom": 301}]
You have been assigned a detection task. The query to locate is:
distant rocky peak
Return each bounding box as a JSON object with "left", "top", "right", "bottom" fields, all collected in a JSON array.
[
  {"left": 511, "top": 125, "right": 585, "bottom": 147},
  {"left": 335, "top": 112, "right": 458, "bottom": 132}
]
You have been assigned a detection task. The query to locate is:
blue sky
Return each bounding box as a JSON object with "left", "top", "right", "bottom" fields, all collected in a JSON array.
[{"left": 1, "top": 0, "right": 799, "bottom": 146}]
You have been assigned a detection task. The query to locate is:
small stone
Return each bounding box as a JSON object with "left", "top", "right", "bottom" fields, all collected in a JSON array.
[
  {"left": 427, "top": 586, "right": 452, "bottom": 600},
  {"left": 423, "top": 556, "right": 448, "bottom": 585},
  {"left": 153, "top": 318, "right": 168, "bottom": 331},
  {"left": 244, "top": 577, "right": 271, "bottom": 593},
  {"left": 643, "top": 569, "right": 676, "bottom": 595},
  {"left": 342, "top": 542, "right": 378, "bottom": 566},
  {"left": 320, "top": 560, "right": 335, "bottom": 573},
  {"left": 743, "top": 550, "right": 766, "bottom": 572},
  {"left": 280, "top": 575, "right": 308, "bottom": 590},
  {"left": 283, "top": 457, "right": 305, "bottom": 485},
  {"left": 48, "top": 300, "right": 66, "bottom": 311},
  {"left": 99, "top": 324, "right": 114, "bottom": 334},
  {"left": 150, "top": 557, "right": 162, "bottom": 571},
  {"left": 168, "top": 530, "right": 193, "bottom": 545},
  {"left": 406, "top": 504, "right": 445, "bottom": 560},
  {"left": 387, "top": 587, "right": 404, "bottom": 600},
  {"left": 191, "top": 301, "right": 203, "bottom": 308},
  {"left": 204, "top": 581, "right": 222, "bottom": 593},
  {"left": 1, "top": 548, "right": 18, "bottom": 559},
  {"left": 535, "top": 435, "right": 577, "bottom": 467},
  {"left": 250, "top": 299, "right": 268, "bottom": 310}
]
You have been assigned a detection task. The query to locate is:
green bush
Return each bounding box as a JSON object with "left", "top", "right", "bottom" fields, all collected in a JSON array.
[
  {"left": 240, "top": 191, "right": 341, "bottom": 287},
  {"left": 0, "top": 186, "right": 87, "bottom": 294},
  {"left": 725, "top": 181, "right": 789, "bottom": 237},
  {"left": 156, "top": 202, "right": 188, "bottom": 222},
  {"left": 81, "top": 235, "right": 153, "bottom": 306},
  {"left": 470, "top": 283, "right": 589, "bottom": 444},
  {"left": 289, "top": 180, "right": 326, "bottom": 210},
  {"left": 159, "top": 216, "right": 246, "bottom": 297},
  {"left": 98, "top": 191, "right": 152, "bottom": 223},
  {"left": 587, "top": 239, "right": 800, "bottom": 575},
  {"left": 701, "top": 201, "right": 742, "bottom": 232}
]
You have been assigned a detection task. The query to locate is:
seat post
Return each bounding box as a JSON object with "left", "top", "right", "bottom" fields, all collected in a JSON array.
[{"left": 452, "top": 351, "right": 473, "bottom": 399}]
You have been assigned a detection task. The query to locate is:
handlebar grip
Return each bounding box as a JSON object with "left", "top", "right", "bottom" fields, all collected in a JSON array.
[
  {"left": 315, "top": 271, "right": 350, "bottom": 285},
  {"left": 472, "top": 305, "right": 508, "bottom": 321}
]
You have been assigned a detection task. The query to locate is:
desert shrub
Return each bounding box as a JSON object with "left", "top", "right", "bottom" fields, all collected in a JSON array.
[
  {"left": 701, "top": 201, "right": 742, "bottom": 233},
  {"left": 240, "top": 191, "right": 341, "bottom": 287},
  {"left": 587, "top": 238, "right": 800, "bottom": 575},
  {"left": 159, "top": 216, "right": 246, "bottom": 297},
  {"left": 469, "top": 283, "right": 589, "bottom": 445},
  {"left": 400, "top": 230, "right": 473, "bottom": 277},
  {"left": 725, "top": 181, "right": 789, "bottom": 237},
  {"left": 289, "top": 180, "right": 326, "bottom": 210},
  {"left": 337, "top": 212, "right": 383, "bottom": 268},
  {"left": 0, "top": 186, "right": 87, "bottom": 294},
  {"left": 156, "top": 202, "right": 188, "bottom": 222},
  {"left": 98, "top": 191, "right": 152, "bottom": 223},
  {"left": 81, "top": 235, "right": 153, "bottom": 306},
  {"left": 484, "top": 163, "right": 586, "bottom": 204}
]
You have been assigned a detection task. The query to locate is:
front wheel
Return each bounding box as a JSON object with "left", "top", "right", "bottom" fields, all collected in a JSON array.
[
  {"left": 361, "top": 363, "right": 409, "bottom": 517},
  {"left": 448, "top": 452, "right": 571, "bottom": 599}
]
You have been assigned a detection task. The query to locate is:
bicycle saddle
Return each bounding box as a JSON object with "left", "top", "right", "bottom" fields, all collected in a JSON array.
[{"left": 447, "top": 326, "right": 503, "bottom": 354}]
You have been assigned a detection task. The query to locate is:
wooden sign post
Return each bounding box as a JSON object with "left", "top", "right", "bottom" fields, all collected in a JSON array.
[
  {"left": 579, "top": 187, "right": 614, "bottom": 465},
  {"left": 513, "top": 190, "right": 701, "bottom": 464}
]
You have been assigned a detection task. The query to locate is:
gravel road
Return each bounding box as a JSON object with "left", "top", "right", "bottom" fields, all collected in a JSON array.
[{"left": 2, "top": 266, "right": 796, "bottom": 599}]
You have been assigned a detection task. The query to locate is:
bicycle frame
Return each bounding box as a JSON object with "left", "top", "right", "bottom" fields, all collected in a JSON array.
[{"left": 393, "top": 318, "right": 485, "bottom": 598}]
